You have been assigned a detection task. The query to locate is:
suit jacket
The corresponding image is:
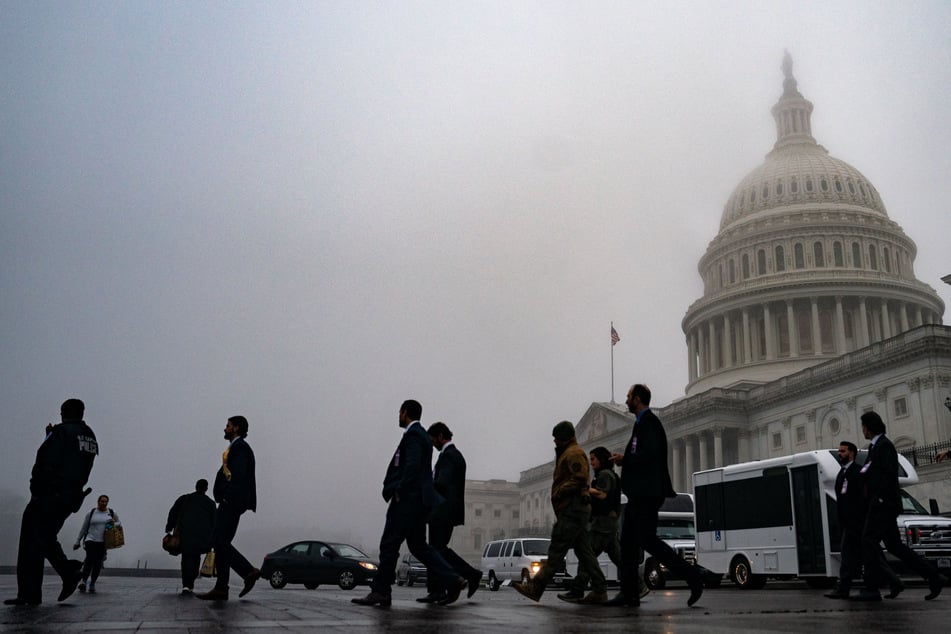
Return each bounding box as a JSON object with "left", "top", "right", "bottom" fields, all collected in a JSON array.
[
  {"left": 619, "top": 409, "right": 675, "bottom": 500},
  {"left": 381, "top": 422, "right": 441, "bottom": 510},
  {"left": 213, "top": 436, "right": 257, "bottom": 513},
  {"left": 433, "top": 443, "right": 467, "bottom": 526},
  {"left": 861, "top": 434, "right": 901, "bottom": 517},
  {"left": 834, "top": 462, "right": 867, "bottom": 532}
]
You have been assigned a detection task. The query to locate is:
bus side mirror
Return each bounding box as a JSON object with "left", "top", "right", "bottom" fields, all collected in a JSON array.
[{"left": 929, "top": 498, "right": 940, "bottom": 515}]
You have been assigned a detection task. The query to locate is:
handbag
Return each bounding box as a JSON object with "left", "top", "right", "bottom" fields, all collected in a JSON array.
[
  {"left": 104, "top": 524, "right": 125, "bottom": 550},
  {"left": 162, "top": 529, "right": 181, "bottom": 556},
  {"left": 200, "top": 551, "right": 216, "bottom": 577}
]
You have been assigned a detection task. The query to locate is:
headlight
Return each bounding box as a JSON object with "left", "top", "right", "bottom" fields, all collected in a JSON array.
[
  {"left": 530, "top": 562, "right": 541, "bottom": 573},
  {"left": 360, "top": 562, "right": 378, "bottom": 570}
]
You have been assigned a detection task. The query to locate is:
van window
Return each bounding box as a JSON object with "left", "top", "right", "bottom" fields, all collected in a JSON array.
[
  {"left": 512, "top": 542, "right": 522, "bottom": 557},
  {"left": 485, "top": 542, "right": 502, "bottom": 558},
  {"left": 522, "top": 539, "right": 549, "bottom": 556},
  {"left": 659, "top": 493, "right": 694, "bottom": 513},
  {"left": 502, "top": 541, "right": 514, "bottom": 557}
]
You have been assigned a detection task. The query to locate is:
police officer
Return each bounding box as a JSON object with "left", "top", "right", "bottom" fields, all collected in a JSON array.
[{"left": 5, "top": 399, "right": 98, "bottom": 606}]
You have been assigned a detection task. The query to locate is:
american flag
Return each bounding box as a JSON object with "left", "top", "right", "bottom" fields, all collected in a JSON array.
[{"left": 611, "top": 326, "right": 620, "bottom": 346}]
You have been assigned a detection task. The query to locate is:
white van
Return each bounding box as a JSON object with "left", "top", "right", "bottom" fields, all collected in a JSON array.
[
  {"left": 481, "top": 537, "right": 566, "bottom": 590},
  {"left": 694, "top": 449, "right": 951, "bottom": 588}
]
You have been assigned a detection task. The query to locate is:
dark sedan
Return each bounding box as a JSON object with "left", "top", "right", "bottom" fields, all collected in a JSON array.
[{"left": 260, "top": 541, "right": 378, "bottom": 590}]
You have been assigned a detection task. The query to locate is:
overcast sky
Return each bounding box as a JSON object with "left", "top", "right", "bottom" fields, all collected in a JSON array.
[{"left": 2, "top": 1, "right": 949, "bottom": 563}]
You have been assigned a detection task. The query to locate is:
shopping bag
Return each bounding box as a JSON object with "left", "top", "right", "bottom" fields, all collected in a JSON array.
[
  {"left": 200, "top": 551, "right": 216, "bottom": 577},
  {"left": 104, "top": 524, "right": 125, "bottom": 549}
]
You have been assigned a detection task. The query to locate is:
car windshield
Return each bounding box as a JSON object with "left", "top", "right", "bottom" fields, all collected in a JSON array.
[
  {"left": 656, "top": 518, "right": 695, "bottom": 539},
  {"left": 328, "top": 543, "right": 369, "bottom": 558},
  {"left": 522, "top": 539, "right": 549, "bottom": 555},
  {"left": 899, "top": 489, "right": 930, "bottom": 515}
]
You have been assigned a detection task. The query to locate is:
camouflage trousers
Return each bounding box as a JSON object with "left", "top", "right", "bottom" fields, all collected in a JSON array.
[{"left": 535, "top": 497, "right": 606, "bottom": 594}]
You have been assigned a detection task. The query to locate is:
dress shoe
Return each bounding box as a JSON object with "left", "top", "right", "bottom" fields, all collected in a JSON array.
[
  {"left": 925, "top": 576, "right": 944, "bottom": 601},
  {"left": 556, "top": 589, "right": 584, "bottom": 603},
  {"left": 415, "top": 592, "right": 444, "bottom": 603},
  {"left": 578, "top": 591, "right": 608, "bottom": 604},
  {"left": 438, "top": 578, "right": 468, "bottom": 606},
  {"left": 466, "top": 572, "right": 482, "bottom": 598},
  {"left": 824, "top": 590, "right": 850, "bottom": 599},
  {"left": 512, "top": 580, "right": 543, "bottom": 603},
  {"left": 196, "top": 588, "right": 229, "bottom": 601},
  {"left": 351, "top": 591, "right": 391, "bottom": 607},
  {"left": 238, "top": 568, "right": 260, "bottom": 598},
  {"left": 4, "top": 597, "right": 40, "bottom": 606},
  {"left": 850, "top": 590, "right": 882, "bottom": 602},
  {"left": 687, "top": 580, "right": 703, "bottom": 607},
  {"left": 638, "top": 582, "right": 651, "bottom": 599},
  {"left": 77, "top": 582, "right": 86, "bottom": 593},
  {"left": 181, "top": 588, "right": 193, "bottom": 596},
  {"left": 58, "top": 563, "right": 84, "bottom": 602},
  {"left": 602, "top": 592, "right": 639, "bottom": 607},
  {"left": 886, "top": 578, "right": 904, "bottom": 599}
]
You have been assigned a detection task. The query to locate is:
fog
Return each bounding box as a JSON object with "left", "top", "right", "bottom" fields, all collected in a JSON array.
[{"left": 2, "top": 2, "right": 949, "bottom": 566}]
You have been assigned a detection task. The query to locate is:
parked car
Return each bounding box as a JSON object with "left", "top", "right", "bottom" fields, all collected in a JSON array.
[
  {"left": 481, "top": 537, "right": 568, "bottom": 590},
  {"left": 396, "top": 553, "right": 427, "bottom": 587},
  {"left": 260, "top": 541, "right": 378, "bottom": 590}
]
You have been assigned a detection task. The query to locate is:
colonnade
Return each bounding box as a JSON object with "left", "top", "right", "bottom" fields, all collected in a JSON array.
[{"left": 687, "top": 296, "right": 936, "bottom": 382}]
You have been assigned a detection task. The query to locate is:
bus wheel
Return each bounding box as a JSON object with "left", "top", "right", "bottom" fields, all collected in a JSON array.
[{"left": 730, "top": 556, "right": 765, "bottom": 589}]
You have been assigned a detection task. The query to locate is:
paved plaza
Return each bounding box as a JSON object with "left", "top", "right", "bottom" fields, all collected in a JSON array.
[{"left": 2, "top": 573, "right": 950, "bottom": 633}]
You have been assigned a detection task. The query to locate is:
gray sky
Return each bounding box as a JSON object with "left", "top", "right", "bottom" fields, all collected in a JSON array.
[{"left": 2, "top": 1, "right": 949, "bottom": 564}]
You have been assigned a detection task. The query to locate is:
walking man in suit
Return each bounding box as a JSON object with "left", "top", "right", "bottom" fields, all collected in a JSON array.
[
  {"left": 604, "top": 384, "right": 703, "bottom": 607},
  {"left": 416, "top": 422, "right": 483, "bottom": 603},
  {"left": 353, "top": 400, "right": 467, "bottom": 607},
  {"left": 196, "top": 416, "right": 260, "bottom": 601},
  {"left": 166, "top": 479, "right": 217, "bottom": 595},
  {"left": 852, "top": 411, "right": 943, "bottom": 602},
  {"left": 825, "top": 441, "right": 902, "bottom": 600},
  {"left": 5, "top": 399, "right": 97, "bottom": 606}
]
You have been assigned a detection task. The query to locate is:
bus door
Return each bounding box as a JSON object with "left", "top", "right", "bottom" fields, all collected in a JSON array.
[
  {"left": 694, "top": 470, "right": 726, "bottom": 552},
  {"left": 791, "top": 464, "right": 826, "bottom": 575}
]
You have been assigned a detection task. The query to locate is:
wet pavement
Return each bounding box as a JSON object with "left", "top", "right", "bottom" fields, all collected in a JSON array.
[{"left": 2, "top": 574, "right": 949, "bottom": 632}]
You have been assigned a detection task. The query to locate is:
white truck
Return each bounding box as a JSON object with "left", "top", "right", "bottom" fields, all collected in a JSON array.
[{"left": 693, "top": 449, "right": 951, "bottom": 588}]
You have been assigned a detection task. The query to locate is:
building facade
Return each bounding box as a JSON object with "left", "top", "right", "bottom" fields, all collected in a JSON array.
[{"left": 454, "top": 55, "right": 951, "bottom": 551}]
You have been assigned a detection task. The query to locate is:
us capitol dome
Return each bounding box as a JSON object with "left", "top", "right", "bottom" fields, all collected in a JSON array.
[{"left": 682, "top": 52, "right": 945, "bottom": 396}]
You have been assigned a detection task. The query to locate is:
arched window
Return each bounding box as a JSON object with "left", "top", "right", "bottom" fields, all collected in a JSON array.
[
  {"left": 776, "top": 182, "right": 784, "bottom": 196},
  {"left": 852, "top": 242, "right": 862, "bottom": 268},
  {"left": 805, "top": 177, "right": 814, "bottom": 192},
  {"left": 868, "top": 245, "right": 878, "bottom": 271},
  {"left": 794, "top": 243, "right": 805, "bottom": 269},
  {"left": 775, "top": 245, "right": 786, "bottom": 272},
  {"left": 814, "top": 242, "right": 825, "bottom": 267},
  {"left": 883, "top": 247, "right": 891, "bottom": 273},
  {"left": 833, "top": 241, "right": 844, "bottom": 267},
  {"left": 790, "top": 178, "right": 799, "bottom": 194},
  {"left": 834, "top": 179, "right": 843, "bottom": 193},
  {"left": 729, "top": 259, "right": 736, "bottom": 284},
  {"left": 742, "top": 254, "right": 750, "bottom": 279},
  {"left": 757, "top": 249, "right": 767, "bottom": 275},
  {"left": 820, "top": 178, "right": 829, "bottom": 192}
]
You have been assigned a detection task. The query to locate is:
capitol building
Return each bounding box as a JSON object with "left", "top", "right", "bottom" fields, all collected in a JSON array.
[{"left": 454, "top": 55, "right": 951, "bottom": 561}]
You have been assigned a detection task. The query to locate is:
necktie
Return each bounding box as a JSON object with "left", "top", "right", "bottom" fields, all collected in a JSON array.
[{"left": 222, "top": 447, "right": 232, "bottom": 481}]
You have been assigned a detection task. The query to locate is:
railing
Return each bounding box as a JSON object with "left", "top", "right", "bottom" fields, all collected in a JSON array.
[{"left": 899, "top": 439, "right": 951, "bottom": 468}]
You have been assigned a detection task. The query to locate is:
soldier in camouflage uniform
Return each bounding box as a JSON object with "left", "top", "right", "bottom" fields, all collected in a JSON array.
[{"left": 513, "top": 421, "right": 607, "bottom": 604}]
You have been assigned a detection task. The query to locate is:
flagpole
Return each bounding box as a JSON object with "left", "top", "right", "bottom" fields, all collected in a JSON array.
[{"left": 610, "top": 321, "right": 615, "bottom": 404}]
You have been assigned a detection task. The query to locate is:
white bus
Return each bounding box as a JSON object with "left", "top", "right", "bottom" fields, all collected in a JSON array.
[{"left": 693, "top": 449, "right": 951, "bottom": 589}]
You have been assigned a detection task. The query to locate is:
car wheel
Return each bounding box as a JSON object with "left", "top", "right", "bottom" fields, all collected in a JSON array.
[
  {"left": 304, "top": 582, "right": 319, "bottom": 590},
  {"left": 338, "top": 570, "right": 357, "bottom": 590},
  {"left": 268, "top": 569, "right": 287, "bottom": 589},
  {"left": 396, "top": 578, "right": 405, "bottom": 587},
  {"left": 644, "top": 559, "right": 666, "bottom": 590},
  {"left": 488, "top": 572, "right": 501, "bottom": 591}
]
